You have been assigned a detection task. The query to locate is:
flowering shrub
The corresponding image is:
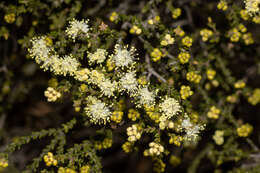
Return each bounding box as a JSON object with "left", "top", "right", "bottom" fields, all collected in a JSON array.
[{"left": 0, "top": 0, "right": 260, "bottom": 173}]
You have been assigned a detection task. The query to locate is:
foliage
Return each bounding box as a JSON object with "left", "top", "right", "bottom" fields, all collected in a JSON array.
[{"left": 0, "top": 0, "right": 260, "bottom": 172}]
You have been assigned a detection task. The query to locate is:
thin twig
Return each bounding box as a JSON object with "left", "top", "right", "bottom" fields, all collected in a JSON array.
[{"left": 145, "top": 54, "right": 167, "bottom": 83}]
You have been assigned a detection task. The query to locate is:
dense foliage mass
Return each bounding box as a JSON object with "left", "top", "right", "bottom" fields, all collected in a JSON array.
[{"left": 0, "top": 0, "right": 260, "bottom": 172}]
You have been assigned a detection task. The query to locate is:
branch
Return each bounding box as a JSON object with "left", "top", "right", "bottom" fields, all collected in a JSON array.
[{"left": 145, "top": 54, "right": 167, "bottom": 83}]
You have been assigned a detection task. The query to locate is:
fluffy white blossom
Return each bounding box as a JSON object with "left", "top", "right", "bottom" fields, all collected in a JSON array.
[
  {"left": 66, "top": 19, "right": 90, "bottom": 40},
  {"left": 244, "top": 0, "right": 260, "bottom": 15},
  {"left": 111, "top": 44, "right": 136, "bottom": 68},
  {"left": 159, "top": 97, "right": 182, "bottom": 122},
  {"left": 84, "top": 97, "right": 111, "bottom": 124},
  {"left": 99, "top": 79, "right": 117, "bottom": 97},
  {"left": 137, "top": 87, "right": 156, "bottom": 106},
  {"left": 87, "top": 48, "right": 107, "bottom": 64},
  {"left": 29, "top": 37, "right": 80, "bottom": 76},
  {"left": 52, "top": 55, "right": 80, "bottom": 76},
  {"left": 28, "top": 36, "right": 51, "bottom": 63},
  {"left": 180, "top": 115, "right": 205, "bottom": 141},
  {"left": 119, "top": 71, "right": 138, "bottom": 94}
]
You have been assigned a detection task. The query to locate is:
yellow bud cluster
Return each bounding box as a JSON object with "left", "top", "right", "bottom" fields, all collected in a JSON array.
[
  {"left": 234, "top": 80, "right": 246, "bottom": 89},
  {"left": 159, "top": 120, "right": 174, "bottom": 130},
  {"left": 44, "top": 37, "right": 53, "bottom": 46},
  {"left": 169, "top": 135, "right": 183, "bottom": 147},
  {"left": 180, "top": 85, "right": 193, "bottom": 100},
  {"left": 0, "top": 159, "right": 8, "bottom": 168},
  {"left": 237, "top": 124, "right": 253, "bottom": 137},
  {"left": 178, "top": 52, "right": 190, "bottom": 64},
  {"left": 172, "top": 8, "right": 182, "bottom": 19},
  {"left": 127, "top": 124, "right": 142, "bottom": 142},
  {"left": 248, "top": 88, "right": 260, "bottom": 105},
  {"left": 242, "top": 33, "right": 254, "bottom": 45},
  {"left": 160, "top": 34, "right": 175, "bottom": 46},
  {"left": 106, "top": 58, "right": 115, "bottom": 71},
  {"left": 226, "top": 94, "right": 238, "bottom": 103},
  {"left": 217, "top": 0, "right": 228, "bottom": 11},
  {"left": 229, "top": 28, "right": 241, "bottom": 42},
  {"left": 138, "top": 76, "right": 148, "bottom": 86},
  {"left": 129, "top": 25, "right": 142, "bottom": 35},
  {"left": 207, "top": 69, "right": 216, "bottom": 80},
  {"left": 94, "top": 138, "right": 113, "bottom": 150},
  {"left": 44, "top": 87, "right": 61, "bottom": 102},
  {"left": 174, "top": 26, "right": 185, "bottom": 37},
  {"left": 143, "top": 142, "right": 164, "bottom": 156},
  {"left": 128, "top": 109, "right": 140, "bottom": 121},
  {"left": 253, "top": 15, "right": 260, "bottom": 23},
  {"left": 148, "top": 16, "right": 160, "bottom": 25},
  {"left": 58, "top": 167, "right": 77, "bottom": 173},
  {"left": 102, "top": 138, "right": 113, "bottom": 149},
  {"left": 207, "top": 106, "right": 221, "bottom": 119},
  {"left": 153, "top": 158, "right": 166, "bottom": 173},
  {"left": 186, "top": 71, "right": 202, "bottom": 83},
  {"left": 150, "top": 48, "right": 163, "bottom": 62},
  {"left": 182, "top": 36, "right": 193, "bottom": 47},
  {"left": 240, "top": 10, "right": 250, "bottom": 20},
  {"left": 169, "top": 155, "right": 181, "bottom": 167},
  {"left": 213, "top": 130, "right": 224, "bottom": 145},
  {"left": 238, "top": 24, "right": 247, "bottom": 33},
  {"left": 144, "top": 105, "right": 160, "bottom": 123},
  {"left": 111, "top": 111, "right": 123, "bottom": 123},
  {"left": 73, "top": 100, "right": 81, "bottom": 112},
  {"left": 109, "top": 12, "right": 118, "bottom": 22},
  {"left": 43, "top": 152, "right": 57, "bottom": 167},
  {"left": 80, "top": 165, "right": 91, "bottom": 173},
  {"left": 122, "top": 141, "right": 132, "bottom": 153},
  {"left": 200, "top": 29, "right": 213, "bottom": 42},
  {"left": 4, "top": 13, "right": 16, "bottom": 23}
]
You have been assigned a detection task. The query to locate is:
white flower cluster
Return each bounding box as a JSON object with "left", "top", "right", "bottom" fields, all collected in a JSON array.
[
  {"left": 75, "top": 69, "right": 117, "bottom": 97},
  {"left": 179, "top": 115, "right": 205, "bottom": 141},
  {"left": 244, "top": 0, "right": 260, "bottom": 15},
  {"left": 65, "top": 19, "right": 90, "bottom": 40},
  {"left": 29, "top": 36, "right": 80, "bottom": 76},
  {"left": 126, "top": 124, "right": 142, "bottom": 142},
  {"left": 87, "top": 48, "right": 107, "bottom": 64},
  {"left": 84, "top": 96, "right": 111, "bottom": 124},
  {"left": 110, "top": 44, "right": 136, "bottom": 68},
  {"left": 137, "top": 87, "right": 156, "bottom": 106},
  {"left": 159, "top": 97, "right": 182, "bottom": 122},
  {"left": 144, "top": 142, "right": 164, "bottom": 156},
  {"left": 29, "top": 36, "right": 51, "bottom": 62},
  {"left": 44, "top": 87, "right": 61, "bottom": 102},
  {"left": 119, "top": 71, "right": 138, "bottom": 94}
]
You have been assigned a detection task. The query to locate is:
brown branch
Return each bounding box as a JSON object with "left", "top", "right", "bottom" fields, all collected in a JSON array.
[{"left": 145, "top": 54, "right": 167, "bottom": 83}]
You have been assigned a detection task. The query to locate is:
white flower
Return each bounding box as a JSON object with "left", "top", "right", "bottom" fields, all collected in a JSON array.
[
  {"left": 127, "top": 124, "right": 142, "bottom": 142},
  {"left": 74, "top": 68, "right": 90, "bottom": 81},
  {"left": 180, "top": 115, "right": 205, "bottom": 141},
  {"left": 99, "top": 79, "right": 117, "bottom": 97},
  {"left": 84, "top": 97, "right": 111, "bottom": 124},
  {"left": 54, "top": 55, "right": 80, "bottom": 76},
  {"left": 111, "top": 44, "right": 135, "bottom": 68},
  {"left": 244, "top": 0, "right": 260, "bottom": 15},
  {"left": 29, "top": 37, "right": 80, "bottom": 76},
  {"left": 44, "top": 87, "right": 61, "bottom": 102},
  {"left": 87, "top": 48, "right": 107, "bottom": 64},
  {"left": 28, "top": 36, "right": 51, "bottom": 63},
  {"left": 138, "top": 87, "right": 155, "bottom": 106},
  {"left": 159, "top": 97, "right": 182, "bottom": 121},
  {"left": 66, "top": 19, "right": 90, "bottom": 40},
  {"left": 119, "top": 71, "right": 138, "bottom": 94}
]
